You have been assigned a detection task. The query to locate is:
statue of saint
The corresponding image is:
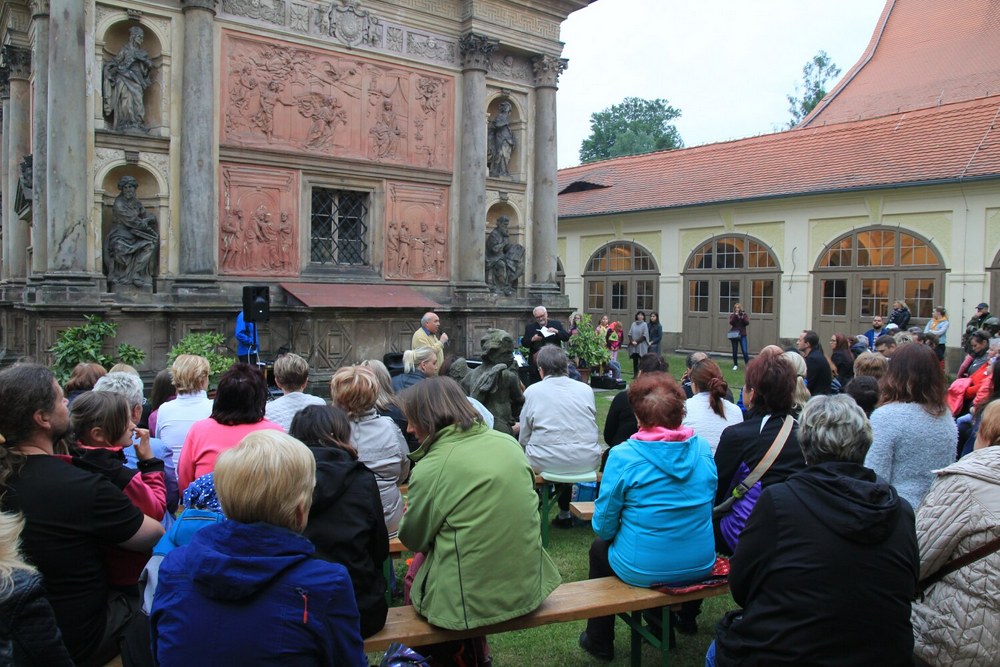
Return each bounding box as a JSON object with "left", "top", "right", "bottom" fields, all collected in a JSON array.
[
  {"left": 487, "top": 100, "right": 515, "bottom": 177},
  {"left": 461, "top": 329, "right": 524, "bottom": 436},
  {"left": 106, "top": 175, "right": 158, "bottom": 288},
  {"left": 485, "top": 216, "right": 525, "bottom": 296},
  {"left": 102, "top": 26, "right": 155, "bottom": 132}
]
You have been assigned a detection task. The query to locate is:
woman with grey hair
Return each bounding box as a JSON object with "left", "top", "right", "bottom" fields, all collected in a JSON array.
[{"left": 709, "top": 395, "right": 919, "bottom": 667}]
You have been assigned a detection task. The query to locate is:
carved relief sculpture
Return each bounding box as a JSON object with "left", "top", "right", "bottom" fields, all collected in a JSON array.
[
  {"left": 488, "top": 100, "right": 515, "bottom": 177},
  {"left": 102, "top": 26, "right": 156, "bottom": 132},
  {"left": 433, "top": 222, "right": 446, "bottom": 275},
  {"left": 385, "top": 220, "right": 400, "bottom": 275},
  {"left": 219, "top": 164, "right": 298, "bottom": 277},
  {"left": 385, "top": 182, "right": 449, "bottom": 280},
  {"left": 485, "top": 216, "right": 524, "bottom": 296},
  {"left": 369, "top": 98, "right": 403, "bottom": 159},
  {"left": 323, "top": 0, "right": 381, "bottom": 48},
  {"left": 106, "top": 175, "right": 158, "bottom": 288}
]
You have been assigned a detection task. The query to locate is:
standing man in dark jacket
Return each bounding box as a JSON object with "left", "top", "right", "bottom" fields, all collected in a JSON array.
[
  {"left": 711, "top": 395, "right": 918, "bottom": 667},
  {"left": 523, "top": 306, "right": 569, "bottom": 385},
  {"left": 797, "top": 330, "right": 833, "bottom": 395}
]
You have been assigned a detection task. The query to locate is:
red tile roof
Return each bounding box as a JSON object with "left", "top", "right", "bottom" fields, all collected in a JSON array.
[
  {"left": 803, "top": 0, "right": 1000, "bottom": 128},
  {"left": 558, "top": 96, "right": 1000, "bottom": 219}
]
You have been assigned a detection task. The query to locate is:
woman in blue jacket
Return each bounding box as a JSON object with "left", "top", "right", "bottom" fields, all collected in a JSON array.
[
  {"left": 579, "top": 371, "right": 718, "bottom": 661},
  {"left": 151, "top": 431, "right": 366, "bottom": 667}
]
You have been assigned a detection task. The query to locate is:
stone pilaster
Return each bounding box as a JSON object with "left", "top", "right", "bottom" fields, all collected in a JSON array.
[
  {"left": 530, "top": 55, "right": 566, "bottom": 290},
  {"left": 4, "top": 46, "right": 31, "bottom": 281},
  {"left": 46, "top": 0, "right": 89, "bottom": 275},
  {"left": 30, "top": 0, "right": 49, "bottom": 275},
  {"left": 0, "top": 71, "right": 9, "bottom": 282},
  {"left": 455, "top": 32, "right": 497, "bottom": 286},
  {"left": 180, "top": 0, "right": 218, "bottom": 277}
]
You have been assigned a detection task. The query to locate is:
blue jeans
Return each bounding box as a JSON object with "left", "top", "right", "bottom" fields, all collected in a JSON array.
[{"left": 730, "top": 335, "right": 749, "bottom": 366}]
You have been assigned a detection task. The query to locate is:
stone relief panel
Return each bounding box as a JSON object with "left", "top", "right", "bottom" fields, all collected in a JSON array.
[
  {"left": 488, "top": 51, "right": 532, "bottom": 84},
  {"left": 222, "top": 0, "right": 286, "bottom": 26},
  {"left": 219, "top": 163, "right": 299, "bottom": 277},
  {"left": 384, "top": 182, "right": 448, "bottom": 281},
  {"left": 221, "top": 31, "right": 454, "bottom": 170}
]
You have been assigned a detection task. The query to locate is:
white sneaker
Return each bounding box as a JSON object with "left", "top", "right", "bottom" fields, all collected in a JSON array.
[{"left": 733, "top": 365, "right": 739, "bottom": 371}]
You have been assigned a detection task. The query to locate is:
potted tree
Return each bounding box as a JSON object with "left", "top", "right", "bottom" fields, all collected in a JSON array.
[{"left": 565, "top": 313, "right": 611, "bottom": 384}]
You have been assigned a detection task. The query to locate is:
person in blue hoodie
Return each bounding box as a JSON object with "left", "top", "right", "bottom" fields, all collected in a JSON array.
[
  {"left": 578, "top": 371, "right": 718, "bottom": 662},
  {"left": 150, "top": 431, "right": 367, "bottom": 667}
]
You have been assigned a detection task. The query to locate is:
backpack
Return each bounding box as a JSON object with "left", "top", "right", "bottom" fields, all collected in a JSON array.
[{"left": 140, "top": 508, "right": 226, "bottom": 614}]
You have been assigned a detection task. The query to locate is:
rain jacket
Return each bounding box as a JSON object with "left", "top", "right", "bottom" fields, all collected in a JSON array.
[
  {"left": 714, "top": 462, "right": 918, "bottom": 666},
  {"left": 912, "top": 446, "right": 1000, "bottom": 667},
  {"left": 593, "top": 426, "right": 718, "bottom": 586},
  {"left": 150, "top": 520, "right": 366, "bottom": 667},
  {"left": 399, "top": 422, "right": 561, "bottom": 630}
]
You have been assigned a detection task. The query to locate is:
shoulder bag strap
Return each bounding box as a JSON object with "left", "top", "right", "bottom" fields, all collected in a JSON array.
[
  {"left": 917, "top": 535, "right": 1000, "bottom": 595},
  {"left": 732, "top": 415, "right": 794, "bottom": 499}
]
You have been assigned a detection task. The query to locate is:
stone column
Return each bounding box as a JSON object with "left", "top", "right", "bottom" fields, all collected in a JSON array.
[
  {"left": 5, "top": 46, "right": 32, "bottom": 281},
  {"left": 46, "top": 0, "right": 88, "bottom": 273},
  {"left": 530, "top": 55, "right": 566, "bottom": 289},
  {"left": 456, "top": 33, "right": 497, "bottom": 285},
  {"left": 180, "top": 0, "right": 217, "bottom": 276},
  {"left": 30, "top": 0, "right": 49, "bottom": 275},
  {"left": 0, "top": 73, "right": 9, "bottom": 282}
]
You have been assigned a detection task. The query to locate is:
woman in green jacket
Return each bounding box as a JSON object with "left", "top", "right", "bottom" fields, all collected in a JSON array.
[{"left": 398, "top": 376, "right": 561, "bottom": 634}]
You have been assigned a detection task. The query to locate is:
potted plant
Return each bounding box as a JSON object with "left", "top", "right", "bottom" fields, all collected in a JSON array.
[{"left": 565, "top": 313, "right": 611, "bottom": 383}]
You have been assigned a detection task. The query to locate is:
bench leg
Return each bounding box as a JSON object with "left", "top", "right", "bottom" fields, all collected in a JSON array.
[
  {"left": 617, "top": 607, "right": 670, "bottom": 667},
  {"left": 539, "top": 483, "right": 552, "bottom": 548},
  {"left": 383, "top": 558, "right": 392, "bottom": 606},
  {"left": 630, "top": 611, "right": 642, "bottom": 667}
]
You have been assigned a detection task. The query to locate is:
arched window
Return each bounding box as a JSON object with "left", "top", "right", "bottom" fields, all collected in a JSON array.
[
  {"left": 682, "top": 236, "right": 781, "bottom": 353},
  {"left": 556, "top": 257, "right": 566, "bottom": 296},
  {"left": 583, "top": 242, "right": 659, "bottom": 322},
  {"left": 813, "top": 227, "right": 944, "bottom": 341}
]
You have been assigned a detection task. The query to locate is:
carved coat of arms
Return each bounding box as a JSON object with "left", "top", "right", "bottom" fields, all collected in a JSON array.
[{"left": 323, "top": 0, "right": 380, "bottom": 47}]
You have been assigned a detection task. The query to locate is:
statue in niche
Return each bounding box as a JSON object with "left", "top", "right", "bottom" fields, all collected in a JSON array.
[
  {"left": 460, "top": 329, "right": 524, "bottom": 436},
  {"left": 106, "top": 175, "right": 158, "bottom": 288},
  {"left": 370, "top": 99, "right": 404, "bottom": 160},
  {"left": 102, "top": 26, "right": 156, "bottom": 133},
  {"left": 296, "top": 92, "right": 347, "bottom": 150},
  {"left": 385, "top": 221, "right": 400, "bottom": 276},
  {"left": 487, "top": 100, "right": 515, "bottom": 177},
  {"left": 433, "top": 222, "right": 446, "bottom": 276},
  {"left": 485, "top": 216, "right": 524, "bottom": 296}
]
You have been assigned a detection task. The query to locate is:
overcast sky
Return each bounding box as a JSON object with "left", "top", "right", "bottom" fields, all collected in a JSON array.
[{"left": 556, "top": 0, "right": 887, "bottom": 168}]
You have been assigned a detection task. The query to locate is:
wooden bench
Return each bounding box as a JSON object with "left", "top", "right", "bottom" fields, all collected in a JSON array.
[
  {"left": 364, "top": 575, "right": 730, "bottom": 667},
  {"left": 535, "top": 472, "right": 602, "bottom": 547},
  {"left": 570, "top": 501, "right": 595, "bottom": 521}
]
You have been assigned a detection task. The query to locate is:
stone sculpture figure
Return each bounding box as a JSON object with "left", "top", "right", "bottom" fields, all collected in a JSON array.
[
  {"left": 106, "top": 176, "right": 158, "bottom": 288},
  {"left": 385, "top": 221, "right": 400, "bottom": 275},
  {"left": 397, "top": 222, "right": 411, "bottom": 276},
  {"left": 487, "top": 100, "right": 515, "bottom": 177},
  {"left": 102, "top": 26, "right": 155, "bottom": 132},
  {"left": 461, "top": 329, "right": 524, "bottom": 436},
  {"left": 221, "top": 209, "right": 244, "bottom": 271},
  {"left": 418, "top": 222, "right": 434, "bottom": 274},
  {"left": 370, "top": 99, "right": 404, "bottom": 159},
  {"left": 433, "top": 222, "right": 446, "bottom": 276},
  {"left": 485, "top": 216, "right": 524, "bottom": 295}
]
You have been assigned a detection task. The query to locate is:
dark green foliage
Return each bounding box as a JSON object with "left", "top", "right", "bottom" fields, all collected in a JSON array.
[
  {"left": 48, "top": 315, "right": 146, "bottom": 382},
  {"left": 579, "top": 97, "right": 683, "bottom": 163},
  {"left": 786, "top": 50, "right": 842, "bottom": 128},
  {"left": 166, "top": 332, "right": 236, "bottom": 385}
]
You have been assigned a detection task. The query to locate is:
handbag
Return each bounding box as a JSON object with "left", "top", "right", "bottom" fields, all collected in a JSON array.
[
  {"left": 713, "top": 415, "right": 794, "bottom": 551},
  {"left": 727, "top": 331, "right": 741, "bottom": 339}
]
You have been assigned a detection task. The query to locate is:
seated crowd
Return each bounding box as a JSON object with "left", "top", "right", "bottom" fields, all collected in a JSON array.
[{"left": 0, "top": 307, "right": 997, "bottom": 667}]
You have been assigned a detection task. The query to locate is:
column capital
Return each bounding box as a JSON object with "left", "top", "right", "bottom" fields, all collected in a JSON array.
[
  {"left": 181, "top": 0, "right": 218, "bottom": 12},
  {"left": 2, "top": 46, "right": 31, "bottom": 81},
  {"left": 30, "top": 0, "right": 49, "bottom": 17},
  {"left": 531, "top": 55, "right": 567, "bottom": 88},
  {"left": 459, "top": 33, "right": 498, "bottom": 72}
]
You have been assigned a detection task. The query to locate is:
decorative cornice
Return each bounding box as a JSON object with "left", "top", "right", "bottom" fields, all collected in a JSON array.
[
  {"left": 2, "top": 45, "right": 31, "bottom": 81},
  {"left": 459, "top": 32, "right": 498, "bottom": 71},
  {"left": 181, "top": 0, "right": 219, "bottom": 12},
  {"left": 30, "top": 0, "right": 49, "bottom": 17},
  {"left": 531, "top": 54, "right": 566, "bottom": 88}
]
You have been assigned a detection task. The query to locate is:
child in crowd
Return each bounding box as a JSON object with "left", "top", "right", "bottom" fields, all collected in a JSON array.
[
  {"left": 71, "top": 391, "right": 166, "bottom": 587},
  {"left": 607, "top": 322, "right": 622, "bottom": 363}
]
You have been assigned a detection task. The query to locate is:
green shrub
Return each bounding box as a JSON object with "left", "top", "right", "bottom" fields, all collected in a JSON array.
[
  {"left": 166, "top": 332, "right": 235, "bottom": 385},
  {"left": 48, "top": 315, "right": 146, "bottom": 383}
]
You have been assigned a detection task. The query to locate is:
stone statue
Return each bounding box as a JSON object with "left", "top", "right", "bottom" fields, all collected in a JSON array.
[
  {"left": 485, "top": 216, "right": 524, "bottom": 295},
  {"left": 461, "top": 329, "right": 524, "bottom": 435},
  {"left": 106, "top": 175, "right": 158, "bottom": 288},
  {"left": 487, "top": 100, "right": 515, "bottom": 177},
  {"left": 102, "top": 26, "right": 155, "bottom": 132}
]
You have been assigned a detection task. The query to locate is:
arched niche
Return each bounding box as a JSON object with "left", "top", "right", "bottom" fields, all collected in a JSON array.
[
  {"left": 486, "top": 94, "right": 525, "bottom": 181},
  {"left": 99, "top": 20, "right": 165, "bottom": 132},
  {"left": 99, "top": 165, "right": 165, "bottom": 290}
]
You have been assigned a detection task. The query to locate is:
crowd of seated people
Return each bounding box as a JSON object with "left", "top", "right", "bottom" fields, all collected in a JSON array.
[{"left": 2, "top": 305, "right": 999, "bottom": 667}]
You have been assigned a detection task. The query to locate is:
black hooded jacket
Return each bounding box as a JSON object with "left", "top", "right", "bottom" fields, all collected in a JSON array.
[
  {"left": 303, "top": 445, "right": 389, "bottom": 638},
  {"left": 714, "top": 461, "right": 919, "bottom": 666}
]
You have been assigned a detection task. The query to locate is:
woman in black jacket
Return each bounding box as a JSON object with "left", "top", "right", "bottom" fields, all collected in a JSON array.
[
  {"left": 289, "top": 404, "right": 389, "bottom": 638},
  {"left": 829, "top": 333, "right": 854, "bottom": 383},
  {"left": 888, "top": 300, "right": 912, "bottom": 330}
]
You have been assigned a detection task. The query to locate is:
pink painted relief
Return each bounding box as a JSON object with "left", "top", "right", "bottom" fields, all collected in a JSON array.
[
  {"left": 219, "top": 164, "right": 299, "bottom": 277},
  {"left": 385, "top": 182, "right": 448, "bottom": 281},
  {"left": 221, "top": 31, "right": 455, "bottom": 170}
]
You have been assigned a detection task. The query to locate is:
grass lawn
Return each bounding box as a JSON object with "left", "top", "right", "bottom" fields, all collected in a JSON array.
[{"left": 378, "top": 353, "right": 743, "bottom": 666}]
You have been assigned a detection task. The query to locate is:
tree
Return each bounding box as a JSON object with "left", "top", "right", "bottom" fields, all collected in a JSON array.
[
  {"left": 786, "top": 50, "right": 842, "bottom": 128},
  {"left": 579, "top": 97, "right": 683, "bottom": 163}
]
